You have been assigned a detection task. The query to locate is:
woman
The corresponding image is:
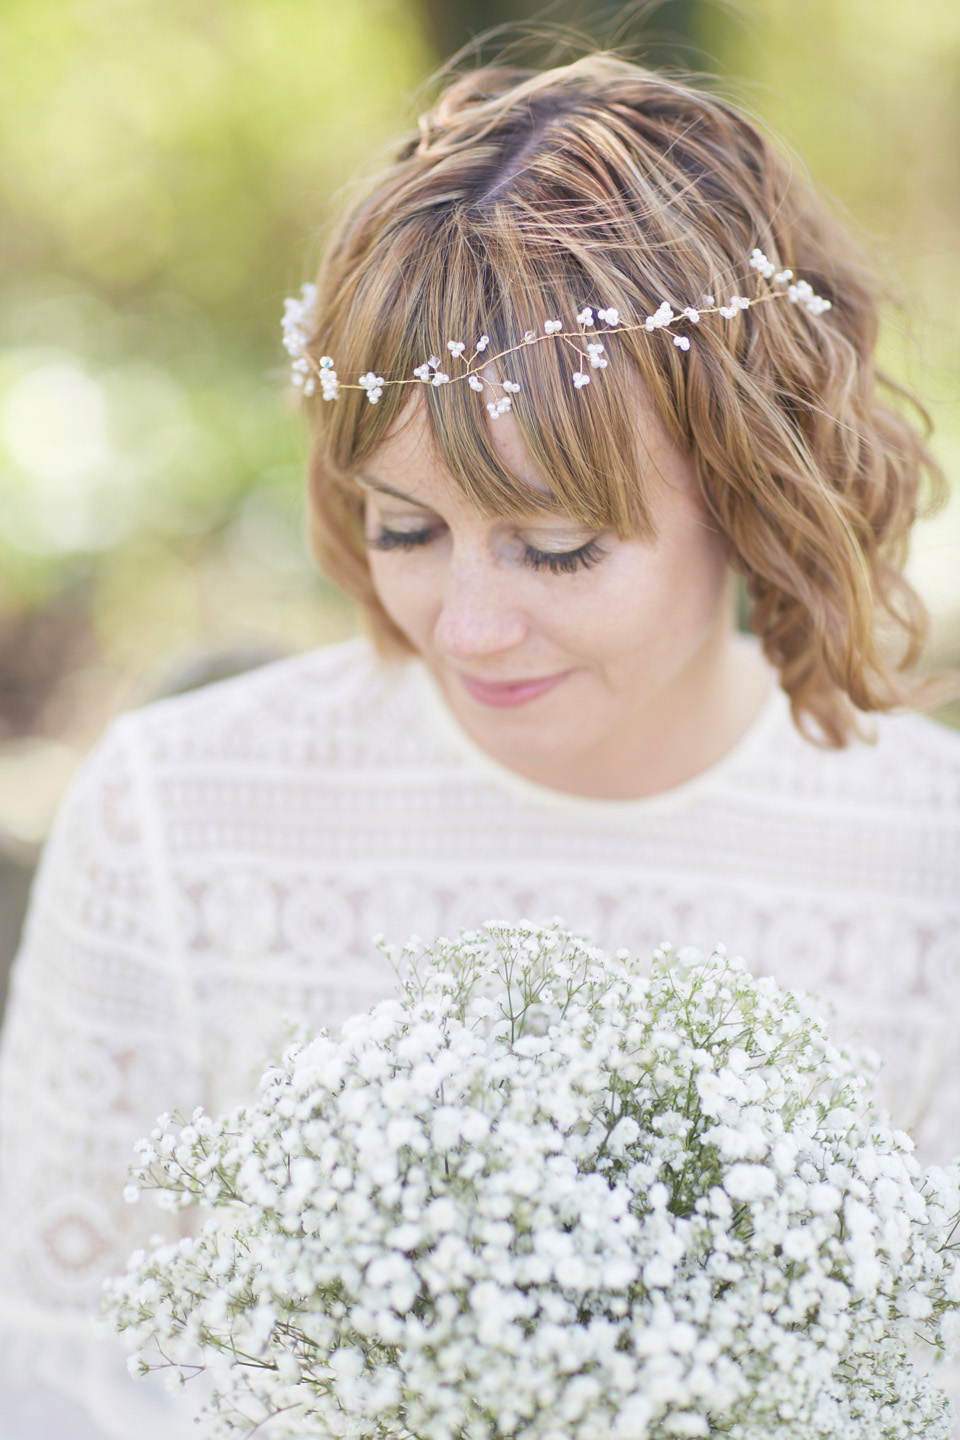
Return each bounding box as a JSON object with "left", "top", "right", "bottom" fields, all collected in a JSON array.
[{"left": 1, "top": 52, "right": 958, "bottom": 1440}]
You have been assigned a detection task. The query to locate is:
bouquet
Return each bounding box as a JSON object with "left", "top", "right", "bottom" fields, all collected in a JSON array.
[{"left": 106, "top": 922, "right": 960, "bottom": 1439}]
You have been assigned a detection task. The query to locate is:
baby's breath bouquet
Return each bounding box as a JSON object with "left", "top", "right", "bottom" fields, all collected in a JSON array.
[{"left": 106, "top": 923, "right": 960, "bottom": 1439}]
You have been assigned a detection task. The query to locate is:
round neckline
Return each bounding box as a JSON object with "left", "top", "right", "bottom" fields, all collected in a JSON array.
[{"left": 409, "top": 655, "right": 789, "bottom": 820}]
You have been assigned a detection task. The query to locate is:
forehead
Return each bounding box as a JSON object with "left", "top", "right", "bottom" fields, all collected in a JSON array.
[{"left": 361, "top": 397, "right": 561, "bottom": 509}]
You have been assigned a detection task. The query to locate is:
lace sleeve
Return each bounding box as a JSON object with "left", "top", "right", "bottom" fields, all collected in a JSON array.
[{"left": 0, "top": 717, "right": 209, "bottom": 1439}]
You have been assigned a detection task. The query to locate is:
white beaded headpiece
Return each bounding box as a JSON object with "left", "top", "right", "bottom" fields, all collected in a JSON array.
[{"left": 282, "top": 249, "right": 831, "bottom": 421}]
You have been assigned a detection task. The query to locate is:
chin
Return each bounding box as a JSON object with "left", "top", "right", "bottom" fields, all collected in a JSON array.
[{"left": 476, "top": 714, "right": 593, "bottom": 768}]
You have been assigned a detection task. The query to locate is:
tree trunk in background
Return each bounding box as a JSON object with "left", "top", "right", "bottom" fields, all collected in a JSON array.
[{"left": 417, "top": 0, "right": 704, "bottom": 70}]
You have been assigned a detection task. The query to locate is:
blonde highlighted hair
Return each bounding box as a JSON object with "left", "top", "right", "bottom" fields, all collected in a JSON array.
[{"left": 305, "top": 53, "right": 945, "bottom": 746}]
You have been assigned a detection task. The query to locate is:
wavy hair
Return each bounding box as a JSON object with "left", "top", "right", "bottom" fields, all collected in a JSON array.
[{"left": 304, "top": 53, "right": 946, "bottom": 746}]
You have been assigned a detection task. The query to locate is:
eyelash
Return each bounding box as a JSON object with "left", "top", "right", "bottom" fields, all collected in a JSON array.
[{"left": 367, "top": 527, "right": 606, "bottom": 575}]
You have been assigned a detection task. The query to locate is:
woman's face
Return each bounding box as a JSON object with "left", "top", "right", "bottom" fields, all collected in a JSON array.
[{"left": 359, "top": 399, "right": 747, "bottom": 798}]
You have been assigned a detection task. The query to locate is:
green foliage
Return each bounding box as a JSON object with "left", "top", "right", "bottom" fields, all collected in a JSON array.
[
  {"left": 0, "top": 0, "right": 430, "bottom": 311},
  {"left": 699, "top": 0, "right": 960, "bottom": 668},
  {"left": 0, "top": 0, "right": 431, "bottom": 609},
  {"left": 698, "top": 0, "right": 960, "bottom": 437}
]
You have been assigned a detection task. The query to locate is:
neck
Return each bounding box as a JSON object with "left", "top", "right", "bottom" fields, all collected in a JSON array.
[{"left": 503, "top": 609, "right": 774, "bottom": 801}]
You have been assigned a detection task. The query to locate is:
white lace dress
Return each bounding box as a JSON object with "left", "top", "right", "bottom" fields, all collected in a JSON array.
[{"left": 2, "top": 637, "right": 959, "bottom": 1438}]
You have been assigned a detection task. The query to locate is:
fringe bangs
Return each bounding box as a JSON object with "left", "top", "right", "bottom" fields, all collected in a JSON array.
[{"left": 316, "top": 208, "right": 657, "bottom": 540}]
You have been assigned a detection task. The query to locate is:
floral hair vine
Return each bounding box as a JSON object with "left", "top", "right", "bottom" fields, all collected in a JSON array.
[{"left": 282, "top": 249, "right": 831, "bottom": 420}]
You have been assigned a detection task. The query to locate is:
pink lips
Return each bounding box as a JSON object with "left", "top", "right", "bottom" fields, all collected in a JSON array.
[{"left": 458, "top": 671, "right": 569, "bottom": 708}]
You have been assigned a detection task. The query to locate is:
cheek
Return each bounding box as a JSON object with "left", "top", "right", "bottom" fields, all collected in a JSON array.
[
  {"left": 676, "top": 526, "right": 730, "bottom": 617},
  {"left": 584, "top": 525, "right": 729, "bottom": 663},
  {"left": 654, "top": 486, "right": 730, "bottom": 609},
  {"left": 367, "top": 556, "right": 437, "bottom": 642}
]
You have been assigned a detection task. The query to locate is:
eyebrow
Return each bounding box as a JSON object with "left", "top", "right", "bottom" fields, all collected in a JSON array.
[{"left": 355, "top": 474, "right": 429, "bottom": 506}]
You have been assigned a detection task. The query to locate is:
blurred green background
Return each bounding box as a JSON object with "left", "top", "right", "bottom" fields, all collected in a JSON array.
[{"left": 0, "top": 0, "right": 958, "bottom": 958}]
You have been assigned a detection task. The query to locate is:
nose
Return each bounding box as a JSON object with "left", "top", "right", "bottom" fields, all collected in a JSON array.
[{"left": 433, "top": 550, "right": 529, "bottom": 662}]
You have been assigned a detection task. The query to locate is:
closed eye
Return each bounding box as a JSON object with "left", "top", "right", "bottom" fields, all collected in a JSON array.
[
  {"left": 366, "top": 525, "right": 439, "bottom": 552},
  {"left": 522, "top": 539, "right": 606, "bottom": 574},
  {"left": 367, "top": 526, "right": 607, "bottom": 574}
]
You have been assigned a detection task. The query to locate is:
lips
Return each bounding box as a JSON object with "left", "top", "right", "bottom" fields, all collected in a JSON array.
[{"left": 457, "top": 671, "right": 569, "bottom": 708}]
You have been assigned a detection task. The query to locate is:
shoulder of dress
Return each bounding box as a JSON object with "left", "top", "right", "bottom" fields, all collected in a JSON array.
[
  {"left": 117, "top": 638, "right": 448, "bottom": 772},
  {"left": 868, "top": 710, "right": 960, "bottom": 807},
  {"left": 735, "top": 704, "right": 960, "bottom": 815}
]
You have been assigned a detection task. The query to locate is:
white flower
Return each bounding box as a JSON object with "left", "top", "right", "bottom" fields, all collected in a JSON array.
[
  {"left": 781, "top": 1227, "right": 817, "bottom": 1262},
  {"left": 718, "top": 295, "right": 751, "bottom": 319},
  {"left": 643, "top": 1255, "right": 677, "bottom": 1289},
  {"left": 281, "top": 285, "right": 325, "bottom": 396},
  {"left": 107, "top": 924, "right": 960, "bottom": 1440},
  {"left": 586, "top": 342, "right": 608, "bottom": 370},
  {"left": 487, "top": 396, "right": 512, "bottom": 418},
  {"left": 576, "top": 307, "right": 594, "bottom": 327},
  {"left": 501, "top": 379, "right": 521, "bottom": 393},
  {"left": 318, "top": 366, "right": 339, "bottom": 402},
  {"left": 468, "top": 375, "right": 484, "bottom": 392},
  {"left": 476, "top": 335, "right": 490, "bottom": 351},
  {"left": 673, "top": 335, "right": 691, "bottom": 351},
  {"left": 723, "top": 1163, "right": 778, "bottom": 1201},
  {"left": 788, "top": 279, "right": 832, "bottom": 315},
  {"left": 280, "top": 283, "right": 317, "bottom": 356},
  {"left": 682, "top": 307, "right": 700, "bottom": 323},
  {"left": 596, "top": 307, "right": 619, "bottom": 326},
  {"left": 945, "top": 1264, "right": 960, "bottom": 1304},
  {"left": 749, "top": 248, "right": 776, "bottom": 279},
  {"left": 644, "top": 301, "right": 675, "bottom": 332},
  {"left": 414, "top": 356, "right": 451, "bottom": 385},
  {"left": 572, "top": 371, "right": 590, "bottom": 388},
  {"left": 358, "top": 372, "right": 385, "bottom": 404},
  {"left": 807, "top": 1181, "right": 842, "bottom": 1214},
  {"left": 447, "top": 340, "right": 466, "bottom": 358},
  {"left": 543, "top": 319, "right": 562, "bottom": 334}
]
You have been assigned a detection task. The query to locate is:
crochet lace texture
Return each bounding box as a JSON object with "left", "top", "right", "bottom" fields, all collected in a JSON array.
[{"left": 1, "top": 638, "right": 958, "bottom": 1438}]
